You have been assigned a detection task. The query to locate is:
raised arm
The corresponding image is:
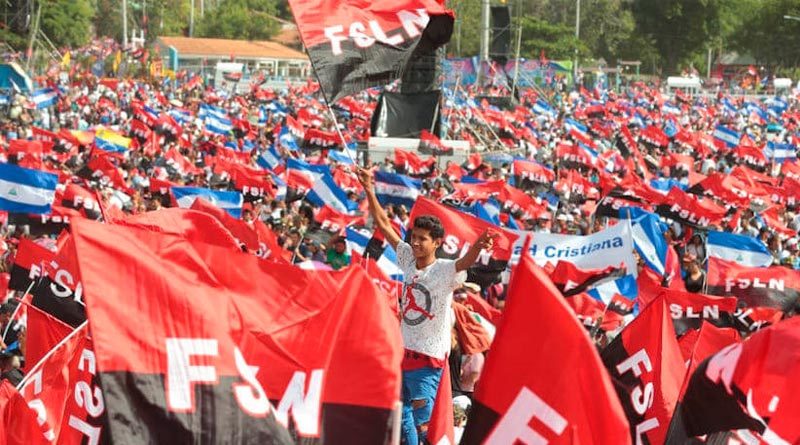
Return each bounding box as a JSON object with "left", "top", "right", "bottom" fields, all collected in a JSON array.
[
  {"left": 456, "top": 229, "right": 496, "bottom": 272},
  {"left": 357, "top": 168, "right": 402, "bottom": 250}
]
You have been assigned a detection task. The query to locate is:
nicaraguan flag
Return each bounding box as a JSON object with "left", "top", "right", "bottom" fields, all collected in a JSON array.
[
  {"left": 764, "top": 142, "right": 797, "bottom": 163},
  {"left": 257, "top": 146, "right": 283, "bottom": 170},
  {"left": 720, "top": 98, "right": 738, "bottom": 115},
  {"left": 95, "top": 129, "right": 131, "bottom": 154},
  {"left": 172, "top": 186, "right": 243, "bottom": 218},
  {"left": 0, "top": 162, "right": 58, "bottom": 214},
  {"left": 199, "top": 104, "right": 232, "bottom": 135},
  {"left": 168, "top": 109, "right": 191, "bottom": 125},
  {"left": 563, "top": 117, "right": 588, "bottom": 134},
  {"left": 270, "top": 172, "right": 286, "bottom": 201},
  {"left": 713, "top": 125, "right": 741, "bottom": 148},
  {"left": 533, "top": 99, "right": 556, "bottom": 117},
  {"left": 662, "top": 102, "right": 681, "bottom": 115},
  {"left": 587, "top": 274, "right": 638, "bottom": 306},
  {"left": 374, "top": 171, "right": 421, "bottom": 210},
  {"left": 327, "top": 144, "right": 357, "bottom": 165},
  {"left": 278, "top": 126, "right": 299, "bottom": 151},
  {"left": 706, "top": 231, "right": 773, "bottom": 268},
  {"left": 32, "top": 88, "right": 58, "bottom": 109},
  {"left": 345, "top": 227, "right": 403, "bottom": 281},
  {"left": 288, "top": 159, "right": 355, "bottom": 213},
  {"left": 627, "top": 209, "right": 669, "bottom": 277}
]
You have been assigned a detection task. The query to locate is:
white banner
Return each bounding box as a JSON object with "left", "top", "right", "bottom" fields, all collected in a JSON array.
[{"left": 510, "top": 222, "right": 637, "bottom": 275}]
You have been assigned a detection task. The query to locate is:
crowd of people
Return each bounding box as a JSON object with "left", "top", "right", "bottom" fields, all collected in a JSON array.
[{"left": 0, "top": 38, "right": 799, "bottom": 443}]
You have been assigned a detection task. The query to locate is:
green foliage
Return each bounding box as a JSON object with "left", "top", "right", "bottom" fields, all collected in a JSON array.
[
  {"left": 40, "top": 0, "right": 95, "bottom": 48},
  {"left": 729, "top": 0, "right": 800, "bottom": 67},
  {"left": 519, "top": 16, "right": 588, "bottom": 60},
  {"left": 631, "top": 0, "right": 721, "bottom": 74},
  {"left": 196, "top": 0, "right": 280, "bottom": 40}
]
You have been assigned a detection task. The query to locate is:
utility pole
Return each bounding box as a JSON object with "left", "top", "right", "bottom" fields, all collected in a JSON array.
[
  {"left": 478, "top": 0, "right": 490, "bottom": 85},
  {"left": 122, "top": 0, "right": 128, "bottom": 46},
  {"left": 189, "top": 0, "right": 195, "bottom": 37},
  {"left": 200, "top": 0, "right": 204, "bottom": 18},
  {"left": 574, "top": 0, "right": 580, "bottom": 88}
]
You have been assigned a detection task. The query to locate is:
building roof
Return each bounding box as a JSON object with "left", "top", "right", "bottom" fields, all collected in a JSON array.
[
  {"left": 158, "top": 36, "right": 308, "bottom": 60},
  {"left": 716, "top": 51, "right": 756, "bottom": 66}
]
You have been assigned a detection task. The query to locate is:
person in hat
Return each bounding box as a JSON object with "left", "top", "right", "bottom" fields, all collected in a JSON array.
[{"left": 357, "top": 167, "right": 495, "bottom": 445}]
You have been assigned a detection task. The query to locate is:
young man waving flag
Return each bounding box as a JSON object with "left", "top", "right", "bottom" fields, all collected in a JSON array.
[{"left": 358, "top": 167, "right": 495, "bottom": 445}]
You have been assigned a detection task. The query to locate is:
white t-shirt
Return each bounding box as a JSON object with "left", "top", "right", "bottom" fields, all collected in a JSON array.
[{"left": 396, "top": 241, "right": 466, "bottom": 360}]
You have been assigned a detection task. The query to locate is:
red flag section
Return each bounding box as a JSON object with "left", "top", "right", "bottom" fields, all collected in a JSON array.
[
  {"left": 461, "top": 240, "right": 630, "bottom": 445},
  {"left": 70, "top": 218, "right": 403, "bottom": 443},
  {"left": 601, "top": 296, "right": 685, "bottom": 445},
  {"left": 426, "top": 364, "right": 454, "bottom": 445},
  {"left": 654, "top": 187, "right": 727, "bottom": 228},
  {"left": 287, "top": 0, "right": 453, "bottom": 102},
  {"left": 394, "top": 148, "right": 436, "bottom": 177},
  {"left": 677, "top": 321, "right": 741, "bottom": 398},
  {"left": 0, "top": 380, "right": 46, "bottom": 445},
  {"left": 706, "top": 256, "right": 800, "bottom": 311},
  {"left": 668, "top": 317, "right": 800, "bottom": 443},
  {"left": 8, "top": 238, "right": 56, "bottom": 292},
  {"left": 9, "top": 323, "right": 107, "bottom": 445},
  {"left": 24, "top": 303, "right": 75, "bottom": 371},
  {"left": 546, "top": 260, "right": 624, "bottom": 296}
]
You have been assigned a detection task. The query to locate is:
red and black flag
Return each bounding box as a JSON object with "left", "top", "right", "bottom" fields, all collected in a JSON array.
[
  {"left": 419, "top": 130, "right": 453, "bottom": 156},
  {"left": 706, "top": 256, "right": 800, "bottom": 311},
  {"left": 9, "top": 238, "right": 55, "bottom": 292},
  {"left": 303, "top": 128, "right": 340, "bottom": 151},
  {"left": 12, "top": 323, "right": 110, "bottom": 445},
  {"left": 730, "top": 305, "right": 783, "bottom": 335},
  {"left": 512, "top": 158, "right": 555, "bottom": 190},
  {"left": 654, "top": 187, "right": 727, "bottom": 229},
  {"left": 595, "top": 187, "right": 652, "bottom": 219},
  {"left": 30, "top": 234, "right": 86, "bottom": 328},
  {"left": 658, "top": 288, "right": 738, "bottom": 335},
  {"left": 71, "top": 217, "right": 403, "bottom": 444},
  {"left": 287, "top": 0, "right": 453, "bottom": 102},
  {"left": 58, "top": 183, "right": 103, "bottom": 220},
  {"left": 600, "top": 296, "right": 685, "bottom": 445},
  {"left": 409, "top": 197, "right": 518, "bottom": 289},
  {"left": 667, "top": 317, "right": 800, "bottom": 443},
  {"left": 24, "top": 302, "right": 75, "bottom": 372},
  {"left": 461, "top": 238, "right": 631, "bottom": 445},
  {"left": 394, "top": 148, "right": 436, "bottom": 177},
  {"left": 676, "top": 321, "right": 740, "bottom": 399},
  {"left": 546, "top": 260, "right": 625, "bottom": 297}
]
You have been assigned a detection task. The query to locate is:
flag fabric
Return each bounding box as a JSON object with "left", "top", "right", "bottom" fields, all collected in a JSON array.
[
  {"left": 655, "top": 187, "right": 727, "bottom": 229},
  {"left": 667, "top": 317, "right": 800, "bottom": 443},
  {"left": 32, "top": 88, "right": 58, "bottom": 109},
  {"left": 23, "top": 302, "right": 75, "bottom": 374},
  {"left": 373, "top": 170, "right": 421, "bottom": 210},
  {"left": 9, "top": 237, "right": 56, "bottom": 292},
  {"left": 712, "top": 125, "right": 741, "bottom": 148},
  {"left": 548, "top": 260, "right": 626, "bottom": 297},
  {"left": 586, "top": 273, "right": 638, "bottom": 310},
  {"left": 676, "top": 321, "right": 741, "bottom": 398},
  {"left": 426, "top": 363, "right": 454, "bottom": 445},
  {"left": 94, "top": 128, "right": 131, "bottom": 154},
  {"left": 655, "top": 288, "right": 738, "bottom": 336},
  {"left": 70, "top": 218, "right": 402, "bottom": 444},
  {"left": 600, "top": 296, "right": 685, "bottom": 445},
  {"left": 461, "top": 238, "right": 631, "bottom": 445},
  {"left": 629, "top": 210, "right": 671, "bottom": 277},
  {"left": 14, "top": 323, "right": 109, "bottom": 444},
  {"left": 287, "top": 0, "right": 453, "bottom": 102},
  {"left": 30, "top": 233, "right": 87, "bottom": 327},
  {"left": 0, "top": 162, "right": 58, "bottom": 214},
  {"left": 0, "top": 380, "right": 45, "bottom": 445},
  {"left": 764, "top": 141, "right": 797, "bottom": 163},
  {"left": 287, "top": 159, "right": 357, "bottom": 214},
  {"left": 171, "top": 186, "right": 244, "bottom": 218},
  {"left": 394, "top": 148, "right": 436, "bottom": 177},
  {"left": 346, "top": 226, "right": 404, "bottom": 281},
  {"left": 706, "top": 230, "right": 773, "bottom": 268},
  {"left": 706, "top": 256, "right": 800, "bottom": 311}
]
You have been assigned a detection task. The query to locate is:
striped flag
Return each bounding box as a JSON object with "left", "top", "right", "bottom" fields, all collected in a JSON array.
[
  {"left": 373, "top": 171, "right": 420, "bottom": 210},
  {"left": 0, "top": 162, "right": 58, "bottom": 214},
  {"left": 257, "top": 145, "right": 283, "bottom": 171},
  {"left": 712, "top": 125, "right": 740, "bottom": 148},
  {"left": 31, "top": 88, "right": 58, "bottom": 109},
  {"left": 706, "top": 231, "right": 773, "bottom": 268},
  {"left": 95, "top": 128, "right": 131, "bottom": 154},
  {"left": 172, "top": 186, "right": 243, "bottom": 218}
]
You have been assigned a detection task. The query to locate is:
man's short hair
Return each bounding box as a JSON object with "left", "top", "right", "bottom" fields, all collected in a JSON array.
[{"left": 413, "top": 215, "right": 445, "bottom": 240}]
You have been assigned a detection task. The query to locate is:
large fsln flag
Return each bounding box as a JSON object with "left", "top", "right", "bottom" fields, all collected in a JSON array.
[
  {"left": 0, "top": 162, "right": 58, "bottom": 214},
  {"left": 287, "top": 0, "right": 453, "bottom": 102},
  {"left": 71, "top": 218, "right": 403, "bottom": 444},
  {"left": 461, "top": 238, "right": 631, "bottom": 445}
]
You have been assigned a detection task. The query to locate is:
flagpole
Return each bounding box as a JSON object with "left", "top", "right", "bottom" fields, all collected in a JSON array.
[
  {"left": 1, "top": 281, "right": 36, "bottom": 344},
  {"left": 16, "top": 320, "right": 88, "bottom": 390}
]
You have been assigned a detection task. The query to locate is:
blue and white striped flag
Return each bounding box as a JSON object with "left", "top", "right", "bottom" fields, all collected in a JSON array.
[
  {"left": 172, "top": 186, "right": 243, "bottom": 218},
  {"left": 0, "top": 163, "right": 58, "bottom": 214},
  {"left": 706, "top": 231, "right": 773, "bottom": 268},
  {"left": 374, "top": 171, "right": 421, "bottom": 210},
  {"left": 713, "top": 125, "right": 741, "bottom": 148},
  {"left": 32, "top": 88, "right": 58, "bottom": 109},
  {"left": 764, "top": 142, "right": 797, "bottom": 163},
  {"left": 257, "top": 146, "right": 283, "bottom": 170}
]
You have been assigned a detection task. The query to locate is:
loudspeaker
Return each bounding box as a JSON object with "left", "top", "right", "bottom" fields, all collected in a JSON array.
[
  {"left": 490, "top": 6, "right": 511, "bottom": 64},
  {"left": 370, "top": 91, "right": 442, "bottom": 138}
]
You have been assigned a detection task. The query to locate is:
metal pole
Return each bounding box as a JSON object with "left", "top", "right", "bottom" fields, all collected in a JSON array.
[
  {"left": 122, "top": 0, "right": 128, "bottom": 46},
  {"left": 574, "top": 0, "right": 580, "bottom": 88},
  {"left": 478, "top": 0, "right": 490, "bottom": 85},
  {"left": 189, "top": 0, "right": 195, "bottom": 37}
]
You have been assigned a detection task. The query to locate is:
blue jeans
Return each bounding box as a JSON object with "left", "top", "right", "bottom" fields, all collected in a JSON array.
[{"left": 401, "top": 367, "right": 443, "bottom": 445}]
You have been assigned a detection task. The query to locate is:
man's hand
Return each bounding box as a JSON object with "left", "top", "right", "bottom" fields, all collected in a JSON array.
[
  {"left": 356, "top": 167, "right": 373, "bottom": 191},
  {"left": 475, "top": 229, "right": 498, "bottom": 251}
]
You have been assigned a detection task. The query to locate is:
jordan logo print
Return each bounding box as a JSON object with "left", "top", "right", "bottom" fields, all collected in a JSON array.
[{"left": 402, "top": 277, "right": 434, "bottom": 326}]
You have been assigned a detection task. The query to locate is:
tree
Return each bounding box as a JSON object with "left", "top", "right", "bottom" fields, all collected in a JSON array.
[
  {"left": 196, "top": 0, "right": 280, "bottom": 40},
  {"left": 631, "top": 0, "right": 722, "bottom": 74},
  {"left": 728, "top": 0, "right": 800, "bottom": 68},
  {"left": 40, "top": 0, "right": 95, "bottom": 48},
  {"left": 520, "top": 16, "right": 588, "bottom": 60}
]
